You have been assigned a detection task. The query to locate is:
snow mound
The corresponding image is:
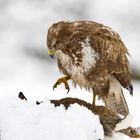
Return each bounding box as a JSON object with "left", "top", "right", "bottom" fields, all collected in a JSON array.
[{"left": 0, "top": 96, "right": 103, "bottom": 140}]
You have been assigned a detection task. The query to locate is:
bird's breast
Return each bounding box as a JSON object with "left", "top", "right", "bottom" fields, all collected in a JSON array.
[{"left": 56, "top": 43, "right": 99, "bottom": 88}]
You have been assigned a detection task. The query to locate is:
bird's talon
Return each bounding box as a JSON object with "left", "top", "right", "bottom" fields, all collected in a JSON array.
[
  {"left": 64, "top": 82, "right": 70, "bottom": 93},
  {"left": 53, "top": 82, "right": 58, "bottom": 91},
  {"left": 53, "top": 86, "right": 56, "bottom": 91},
  {"left": 53, "top": 77, "right": 70, "bottom": 93},
  {"left": 66, "top": 87, "right": 70, "bottom": 94}
]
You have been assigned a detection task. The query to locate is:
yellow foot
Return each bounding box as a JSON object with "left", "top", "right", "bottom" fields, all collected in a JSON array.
[
  {"left": 53, "top": 77, "right": 70, "bottom": 93},
  {"left": 92, "top": 94, "right": 96, "bottom": 107}
]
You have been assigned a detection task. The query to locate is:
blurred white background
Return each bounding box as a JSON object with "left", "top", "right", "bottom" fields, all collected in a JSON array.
[{"left": 0, "top": 0, "right": 139, "bottom": 108}]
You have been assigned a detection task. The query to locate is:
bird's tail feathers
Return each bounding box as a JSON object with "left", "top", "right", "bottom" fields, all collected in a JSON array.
[{"left": 104, "top": 78, "right": 129, "bottom": 117}]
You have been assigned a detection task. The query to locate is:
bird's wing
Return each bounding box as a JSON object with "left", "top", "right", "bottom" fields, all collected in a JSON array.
[
  {"left": 90, "top": 27, "right": 133, "bottom": 94},
  {"left": 89, "top": 27, "right": 132, "bottom": 117}
]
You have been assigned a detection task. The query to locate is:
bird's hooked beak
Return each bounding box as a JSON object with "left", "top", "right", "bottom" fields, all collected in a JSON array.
[{"left": 48, "top": 50, "right": 55, "bottom": 58}]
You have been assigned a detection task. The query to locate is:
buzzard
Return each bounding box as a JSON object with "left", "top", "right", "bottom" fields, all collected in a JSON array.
[{"left": 47, "top": 21, "right": 133, "bottom": 117}]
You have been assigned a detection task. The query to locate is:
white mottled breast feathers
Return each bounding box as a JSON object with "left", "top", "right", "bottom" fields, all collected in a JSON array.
[
  {"left": 80, "top": 37, "right": 99, "bottom": 70},
  {"left": 56, "top": 37, "right": 99, "bottom": 87}
]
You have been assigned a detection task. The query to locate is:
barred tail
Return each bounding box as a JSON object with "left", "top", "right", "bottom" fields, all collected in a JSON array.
[{"left": 104, "top": 77, "right": 129, "bottom": 117}]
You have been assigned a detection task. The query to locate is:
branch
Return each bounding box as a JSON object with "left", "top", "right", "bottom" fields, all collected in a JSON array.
[
  {"left": 119, "top": 127, "right": 140, "bottom": 138},
  {"left": 50, "top": 97, "right": 121, "bottom": 136},
  {"left": 18, "top": 92, "right": 140, "bottom": 138}
]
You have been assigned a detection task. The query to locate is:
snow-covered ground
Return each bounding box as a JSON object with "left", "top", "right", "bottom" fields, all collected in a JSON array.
[
  {"left": 0, "top": 0, "right": 140, "bottom": 139},
  {"left": 0, "top": 96, "right": 103, "bottom": 140},
  {"left": 0, "top": 96, "right": 135, "bottom": 140}
]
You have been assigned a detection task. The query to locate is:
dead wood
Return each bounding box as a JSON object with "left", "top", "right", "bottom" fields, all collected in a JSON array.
[
  {"left": 50, "top": 97, "right": 121, "bottom": 136},
  {"left": 119, "top": 127, "right": 140, "bottom": 138},
  {"left": 18, "top": 92, "right": 140, "bottom": 138},
  {"left": 18, "top": 92, "right": 27, "bottom": 100}
]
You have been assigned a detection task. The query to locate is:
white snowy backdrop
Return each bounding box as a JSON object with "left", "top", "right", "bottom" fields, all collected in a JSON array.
[{"left": 0, "top": 0, "right": 140, "bottom": 139}]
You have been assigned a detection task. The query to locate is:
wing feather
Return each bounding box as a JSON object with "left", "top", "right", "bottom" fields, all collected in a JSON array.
[{"left": 90, "top": 27, "right": 133, "bottom": 94}]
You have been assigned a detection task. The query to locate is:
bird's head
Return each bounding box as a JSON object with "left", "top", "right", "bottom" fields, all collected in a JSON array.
[{"left": 47, "top": 21, "right": 67, "bottom": 58}]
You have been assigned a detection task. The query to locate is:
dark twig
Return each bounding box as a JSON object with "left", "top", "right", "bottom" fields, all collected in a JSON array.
[{"left": 18, "top": 92, "right": 27, "bottom": 100}]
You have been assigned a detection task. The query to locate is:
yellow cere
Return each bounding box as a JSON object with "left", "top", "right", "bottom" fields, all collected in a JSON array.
[{"left": 48, "top": 50, "right": 55, "bottom": 55}]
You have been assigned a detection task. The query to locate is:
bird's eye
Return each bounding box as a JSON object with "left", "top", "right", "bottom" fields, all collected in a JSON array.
[
  {"left": 53, "top": 23, "right": 59, "bottom": 28},
  {"left": 51, "top": 40, "right": 57, "bottom": 49},
  {"left": 52, "top": 44, "right": 56, "bottom": 49}
]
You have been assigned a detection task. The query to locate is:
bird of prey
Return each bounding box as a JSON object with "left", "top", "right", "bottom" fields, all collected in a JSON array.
[{"left": 47, "top": 21, "right": 133, "bottom": 117}]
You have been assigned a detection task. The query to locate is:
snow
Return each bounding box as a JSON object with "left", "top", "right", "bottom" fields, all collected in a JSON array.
[
  {"left": 0, "top": 96, "right": 103, "bottom": 140},
  {"left": 136, "top": 128, "right": 140, "bottom": 134},
  {"left": 115, "top": 113, "right": 132, "bottom": 131},
  {"left": 0, "top": 0, "right": 140, "bottom": 139}
]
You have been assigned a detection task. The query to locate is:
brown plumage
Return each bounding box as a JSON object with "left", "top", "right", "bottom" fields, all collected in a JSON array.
[{"left": 47, "top": 21, "right": 133, "bottom": 117}]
